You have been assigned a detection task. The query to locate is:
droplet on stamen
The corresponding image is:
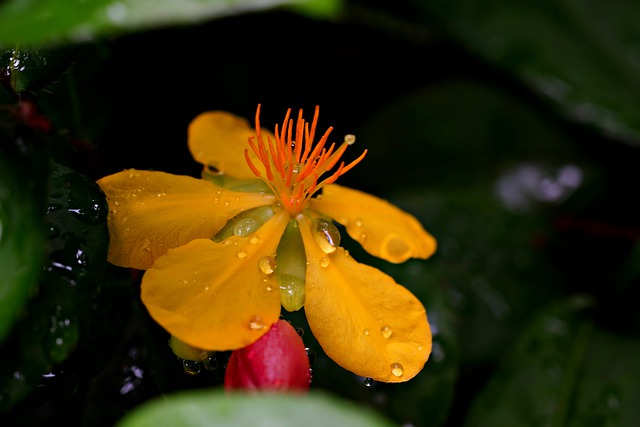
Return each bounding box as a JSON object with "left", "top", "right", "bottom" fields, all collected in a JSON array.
[
  {"left": 381, "top": 325, "right": 393, "bottom": 339},
  {"left": 390, "top": 362, "right": 404, "bottom": 377}
]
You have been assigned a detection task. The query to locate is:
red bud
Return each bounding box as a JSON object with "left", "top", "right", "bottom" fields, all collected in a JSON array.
[{"left": 224, "top": 319, "right": 311, "bottom": 392}]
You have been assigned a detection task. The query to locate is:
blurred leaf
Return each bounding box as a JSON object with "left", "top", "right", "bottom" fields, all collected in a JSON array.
[
  {"left": 0, "top": 0, "right": 341, "bottom": 46},
  {"left": 0, "top": 109, "right": 48, "bottom": 344},
  {"left": 0, "top": 159, "right": 109, "bottom": 412},
  {"left": 117, "top": 390, "right": 398, "bottom": 427},
  {"left": 0, "top": 152, "right": 43, "bottom": 343},
  {"left": 413, "top": 0, "right": 640, "bottom": 145},
  {"left": 464, "top": 297, "right": 640, "bottom": 427}
]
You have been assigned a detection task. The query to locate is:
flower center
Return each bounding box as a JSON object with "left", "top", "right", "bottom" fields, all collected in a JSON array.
[{"left": 244, "top": 105, "right": 367, "bottom": 215}]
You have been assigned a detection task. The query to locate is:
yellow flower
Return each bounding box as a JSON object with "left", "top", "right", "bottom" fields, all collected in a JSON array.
[{"left": 97, "top": 105, "right": 437, "bottom": 383}]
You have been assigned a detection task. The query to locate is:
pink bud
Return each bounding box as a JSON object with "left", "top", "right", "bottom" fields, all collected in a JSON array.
[{"left": 224, "top": 319, "right": 311, "bottom": 392}]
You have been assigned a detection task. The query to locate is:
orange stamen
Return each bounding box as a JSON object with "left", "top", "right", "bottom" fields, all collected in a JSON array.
[{"left": 246, "top": 104, "right": 366, "bottom": 215}]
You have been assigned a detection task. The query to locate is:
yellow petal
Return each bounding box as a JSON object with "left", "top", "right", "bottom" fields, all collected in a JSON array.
[
  {"left": 188, "top": 111, "right": 275, "bottom": 179},
  {"left": 298, "top": 216, "right": 432, "bottom": 382},
  {"left": 141, "top": 210, "right": 289, "bottom": 351},
  {"left": 97, "top": 169, "right": 275, "bottom": 270},
  {"left": 309, "top": 184, "right": 436, "bottom": 263}
]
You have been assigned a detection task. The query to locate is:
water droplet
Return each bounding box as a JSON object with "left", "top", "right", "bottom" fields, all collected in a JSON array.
[
  {"left": 233, "top": 218, "right": 258, "bottom": 236},
  {"left": 258, "top": 256, "right": 276, "bottom": 275},
  {"left": 363, "top": 377, "right": 375, "bottom": 387},
  {"left": 203, "top": 355, "right": 219, "bottom": 371},
  {"left": 237, "top": 250, "right": 248, "bottom": 259},
  {"left": 311, "top": 218, "right": 341, "bottom": 253},
  {"left": 182, "top": 360, "right": 202, "bottom": 375},
  {"left": 390, "top": 362, "right": 404, "bottom": 377},
  {"left": 355, "top": 218, "right": 363, "bottom": 227},
  {"left": 381, "top": 325, "right": 393, "bottom": 339},
  {"left": 295, "top": 327, "right": 305, "bottom": 337},
  {"left": 249, "top": 235, "right": 260, "bottom": 245},
  {"left": 266, "top": 284, "right": 272, "bottom": 291},
  {"left": 248, "top": 315, "right": 265, "bottom": 330},
  {"left": 363, "top": 329, "right": 370, "bottom": 336},
  {"left": 319, "top": 256, "right": 330, "bottom": 268},
  {"left": 305, "top": 347, "right": 317, "bottom": 365}
]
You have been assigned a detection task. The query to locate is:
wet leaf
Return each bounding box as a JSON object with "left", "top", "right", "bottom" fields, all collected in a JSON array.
[
  {"left": 0, "top": 0, "right": 341, "bottom": 46},
  {"left": 0, "top": 46, "right": 82, "bottom": 94},
  {"left": 464, "top": 297, "right": 640, "bottom": 427},
  {"left": 0, "top": 159, "right": 109, "bottom": 412},
  {"left": 117, "top": 389, "right": 398, "bottom": 427},
  {"left": 412, "top": 0, "right": 640, "bottom": 145}
]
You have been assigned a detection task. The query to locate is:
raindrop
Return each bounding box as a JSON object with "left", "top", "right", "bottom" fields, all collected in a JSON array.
[
  {"left": 234, "top": 218, "right": 258, "bottom": 237},
  {"left": 363, "top": 329, "right": 370, "bottom": 336},
  {"left": 295, "top": 327, "right": 304, "bottom": 337},
  {"left": 319, "top": 256, "right": 330, "bottom": 268},
  {"left": 381, "top": 326, "right": 393, "bottom": 339},
  {"left": 305, "top": 347, "right": 317, "bottom": 365},
  {"left": 236, "top": 250, "right": 248, "bottom": 259},
  {"left": 182, "top": 360, "right": 202, "bottom": 375},
  {"left": 248, "top": 315, "right": 265, "bottom": 330},
  {"left": 258, "top": 256, "right": 276, "bottom": 275},
  {"left": 363, "top": 377, "right": 375, "bottom": 387},
  {"left": 203, "top": 355, "right": 219, "bottom": 371},
  {"left": 354, "top": 218, "right": 363, "bottom": 227},
  {"left": 390, "top": 362, "right": 404, "bottom": 377},
  {"left": 249, "top": 235, "right": 260, "bottom": 245},
  {"left": 311, "top": 218, "right": 341, "bottom": 253}
]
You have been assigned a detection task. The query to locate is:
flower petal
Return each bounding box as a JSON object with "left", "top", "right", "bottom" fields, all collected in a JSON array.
[
  {"left": 298, "top": 216, "right": 432, "bottom": 382},
  {"left": 309, "top": 184, "right": 436, "bottom": 263},
  {"left": 97, "top": 169, "right": 275, "bottom": 270},
  {"left": 141, "top": 210, "right": 289, "bottom": 351},
  {"left": 188, "top": 111, "right": 275, "bottom": 179}
]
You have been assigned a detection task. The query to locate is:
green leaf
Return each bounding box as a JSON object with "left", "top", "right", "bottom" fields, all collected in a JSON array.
[
  {"left": 412, "top": 0, "right": 640, "bottom": 145},
  {"left": 0, "top": 0, "right": 341, "bottom": 46},
  {"left": 464, "top": 297, "right": 640, "bottom": 427},
  {"left": 0, "top": 114, "right": 48, "bottom": 344},
  {"left": 117, "top": 390, "right": 398, "bottom": 427},
  {"left": 0, "top": 159, "right": 109, "bottom": 412}
]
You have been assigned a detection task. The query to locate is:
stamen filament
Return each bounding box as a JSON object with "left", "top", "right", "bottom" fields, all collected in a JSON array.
[{"left": 246, "top": 104, "right": 366, "bottom": 215}]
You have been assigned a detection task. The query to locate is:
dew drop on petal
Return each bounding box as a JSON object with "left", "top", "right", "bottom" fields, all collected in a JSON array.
[
  {"left": 248, "top": 315, "right": 265, "bottom": 330},
  {"left": 363, "top": 329, "right": 370, "bottom": 336},
  {"left": 354, "top": 218, "right": 363, "bottom": 227},
  {"left": 258, "top": 256, "right": 276, "bottom": 275},
  {"left": 381, "top": 325, "right": 393, "bottom": 339},
  {"left": 249, "top": 235, "right": 260, "bottom": 244},
  {"left": 390, "top": 362, "right": 404, "bottom": 377},
  {"left": 319, "top": 256, "right": 330, "bottom": 268},
  {"left": 237, "top": 250, "right": 248, "bottom": 259},
  {"left": 311, "top": 218, "right": 341, "bottom": 254}
]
